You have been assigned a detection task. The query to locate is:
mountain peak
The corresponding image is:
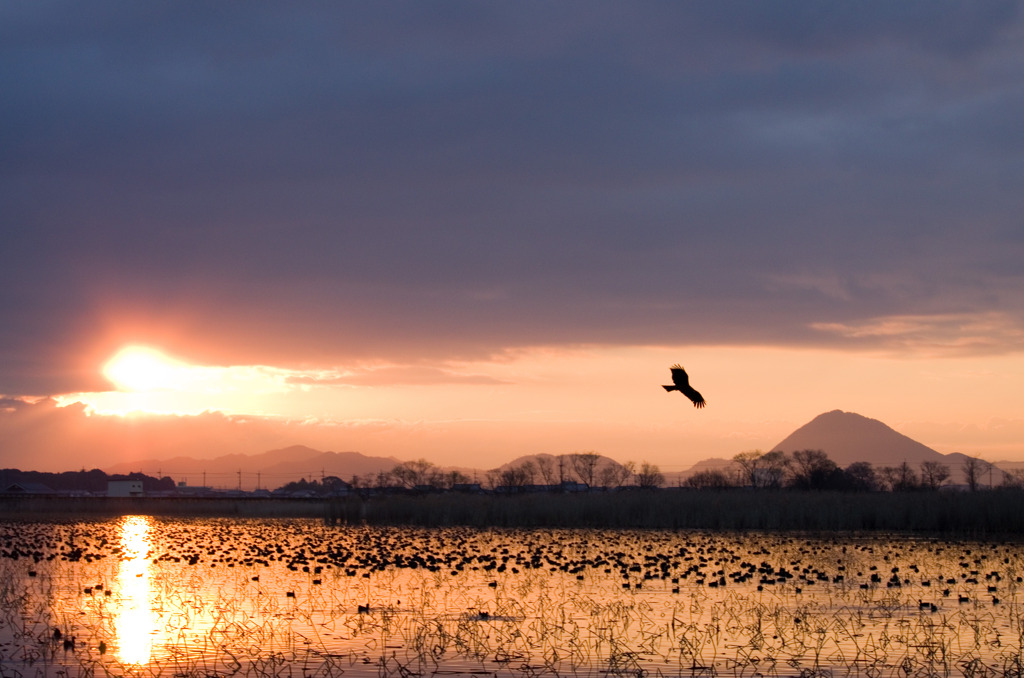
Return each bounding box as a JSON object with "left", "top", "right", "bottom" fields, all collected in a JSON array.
[{"left": 772, "top": 410, "right": 943, "bottom": 467}]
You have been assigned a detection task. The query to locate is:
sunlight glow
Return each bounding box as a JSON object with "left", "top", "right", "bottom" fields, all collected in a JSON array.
[
  {"left": 82, "top": 345, "right": 299, "bottom": 415},
  {"left": 104, "top": 346, "right": 189, "bottom": 392},
  {"left": 115, "top": 515, "right": 155, "bottom": 665},
  {"left": 51, "top": 343, "right": 1024, "bottom": 464}
]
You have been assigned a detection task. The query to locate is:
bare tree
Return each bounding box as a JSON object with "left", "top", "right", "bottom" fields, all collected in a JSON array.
[
  {"left": 919, "top": 461, "right": 950, "bottom": 490},
  {"left": 389, "top": 459, "right": 439, "bottom": 489},
  {"left": 686, "top": 469, "right": 735, "bottom": 489},
  {"left": 844, "top": 462, "right": 878, "bottom": 491},
  {"left": 635, "top": 462, "right": 664, "bottom": 489},
  {"left": 731, "top": 450, "right": 788, "bottom": 488},
  {"left": 497, "top": 461, "right": 535, "bottom": 490},
  {"left": 789, "top": 449, "right": 838, "bottom": 489},
  {"left": 891, "top": 461, "right": 918, "bottom": 491},
  {"left": 535, "top": 456, "right": 558, "bottom": 485},
  {"left": 733, "top": 451, "right": 765, "bottom": 487},
  {"left": 1001, "top": 468, "right": 1024, "bottom": 489},
  {"left": 962, "top": 456, "right": 985, "bottom": 491},
  {"left": 519, "top": 460, "right": 537, "bottom": 485},
  {"left": 599, "top": 460, "right": 635, "bottom": 488},
  {"left": 876, "top": 466, "right": 898, "bottom": 492},
  {"left": 483, "top": 469, "right": 502, "bottom": 491},
  {"left": 570, "top": 452, "right": 601, "bottom": 487},
  {"left": 440, "top": 470, "right": 471, "bottom": 489},
  {"left": 760, "top": 450, "right": 789, "bottom": 489}
]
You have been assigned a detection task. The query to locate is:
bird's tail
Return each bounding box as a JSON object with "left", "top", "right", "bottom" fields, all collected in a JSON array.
[{"left": 662, "top": 385, "right": 677, "bottom": 392}]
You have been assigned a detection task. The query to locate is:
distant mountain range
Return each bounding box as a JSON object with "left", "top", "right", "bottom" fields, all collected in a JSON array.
[
  {"left": 678, "top": 409, "right": 985, "bottom": 485},
  {"left": 105, "top": 410, "right": 996, "bottom": 489},
  {"left": 105, "top": 445, "right": 401, "bottom": 490}
]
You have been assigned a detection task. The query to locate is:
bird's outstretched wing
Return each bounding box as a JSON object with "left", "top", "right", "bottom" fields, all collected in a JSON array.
[
  {"left": 664, "top": 363, "right": 706, "bottom": 408},
  {"left": 683, "top": 385, "right": 706, "bottom": 408}
]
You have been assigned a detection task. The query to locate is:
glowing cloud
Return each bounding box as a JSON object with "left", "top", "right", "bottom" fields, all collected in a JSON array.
[{"left": 104, "top": 346, "right": 190, "bottom": 392}]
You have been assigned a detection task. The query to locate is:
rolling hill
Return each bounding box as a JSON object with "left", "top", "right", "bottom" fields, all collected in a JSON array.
[{"left": 104, "top": 446, "right": 401, "bottom": 490}]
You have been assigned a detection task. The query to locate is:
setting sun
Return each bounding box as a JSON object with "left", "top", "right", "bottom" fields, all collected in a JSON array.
[{"left": 103, "top": 346, "right": 188, "bottom": 392}]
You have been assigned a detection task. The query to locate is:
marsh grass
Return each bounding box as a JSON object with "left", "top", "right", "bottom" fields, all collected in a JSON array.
[
  {"left": 7, "top": 489, "right": 1024, "bottom": 535},
  {"left": 2, "top": 519, "right": 1024, "bottom": 676},
  {"left": 336, "top": 489, "right": 1024, "bottom": 533}
]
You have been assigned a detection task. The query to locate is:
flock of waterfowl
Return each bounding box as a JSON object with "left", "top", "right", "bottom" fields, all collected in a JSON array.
[
  {"left": 2, "top": 519, "right": 1020, "bottom": 608},
  {"left": 3, "top": 517, "right": 1024, "bottom": 677}
]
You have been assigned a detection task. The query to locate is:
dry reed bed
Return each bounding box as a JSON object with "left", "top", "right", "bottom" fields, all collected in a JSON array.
[{"left": 7, "top": 489, "right": 1024, "bottom": 534}]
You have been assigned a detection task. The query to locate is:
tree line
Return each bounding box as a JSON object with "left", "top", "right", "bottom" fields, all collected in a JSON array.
[
  {"left": 0, "top": 468, "right": 175, "bottom": 493},
  {"left": 279, "top": 453, "right": 666, "bottom": 495},
  {"left": 686, "top": 449, "right": 1011, "bottom": 491}
]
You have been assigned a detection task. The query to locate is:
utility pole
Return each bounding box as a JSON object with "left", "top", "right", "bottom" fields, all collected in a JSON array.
[
  {"left": 237, "top": 469, "right": 242, "bottom": 491},
  {"left": 257, "top": 472, "right": 261, "bottom": 491}
]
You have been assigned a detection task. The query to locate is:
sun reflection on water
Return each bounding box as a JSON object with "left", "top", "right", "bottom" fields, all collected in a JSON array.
[{"left": 115, "top": 515, "right": 154, "bottom": 665}]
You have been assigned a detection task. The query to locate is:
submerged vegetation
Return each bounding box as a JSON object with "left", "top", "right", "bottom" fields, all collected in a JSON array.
[{"left": 3, "top": 518, "right": 1024, "bottom": 677}]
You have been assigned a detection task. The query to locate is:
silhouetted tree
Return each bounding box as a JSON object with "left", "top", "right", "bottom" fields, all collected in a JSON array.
[
  {"left": 877, "top": 466, "right": 896, "bottom": 492},
  {"left": 535, "top": 456, "right": 558, "bottom": 485},
  {"left": 919, "top": 461, "right": 950, "bottom": 490},
  {"left": 789, "top": 449, "right": 839, "bottom": 490},
  {"left": 390, "top": 459, "right": 440, "bottom": 489},
  {"left": 889, "top": 462, "right": 919, "bottom": 491},
  {"left": 570, "top": 452, "right": 600, "bottom": 487},
  {"left": 733, "top": 451, "right": 765, "bottom": 487},
  {"left": 844, "top": 462, "right": 878, "bottom": 491},
  {"left": 496, "top": 461, "right": 536, "bottom": 490},
  {"left": 599, "top": 461, "right": 634, "bottom": 488},
  {"left": 760, "top": 450, "right": 789, "bottom": 488},
  {"left": 321, "top": 476, "right": 349, "bottom": 493},
  {"left": 439, "top": 470, "right": 471, "bottom": 489},
  {"left": 1001, "top": 468, "right": 1024, "bottom": 489},
  {"left": 962, "top": 456, "right": 985, "bottom": 491},
  {"left": 635, "top": 462, "right": 664, "bottom": 489},
  {"left": 686, "top": 469, "right": 735, "bottom": 489}
]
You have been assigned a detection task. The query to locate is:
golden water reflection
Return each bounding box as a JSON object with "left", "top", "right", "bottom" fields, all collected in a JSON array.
[{"left": 115, "top": 515, "right": 154, "bottom": 665}]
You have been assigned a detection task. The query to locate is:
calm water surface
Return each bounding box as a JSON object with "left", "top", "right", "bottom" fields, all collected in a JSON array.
[{"left": 2, "top": 516, "right": 1023, "bottom": 677}]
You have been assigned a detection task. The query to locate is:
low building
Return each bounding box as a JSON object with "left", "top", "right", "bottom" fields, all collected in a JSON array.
[
  {"left": 174, "top": 481, "right": 214, "bottom": 497},
  {"left": 107, "top": 480, "right": 144, "bottom": 497},
  {"left": 1, "top": 482, "right": 56, "bottom": 495}
]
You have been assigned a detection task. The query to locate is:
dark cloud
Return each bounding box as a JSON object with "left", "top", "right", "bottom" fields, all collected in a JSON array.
[{"left": 2, "top": 1, "right": 1023, "bottom": 393}]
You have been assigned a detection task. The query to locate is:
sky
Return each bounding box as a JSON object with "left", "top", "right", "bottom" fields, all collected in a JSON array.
[{"left": 2, "top": 1, "right": 1023, "bottom": 475}]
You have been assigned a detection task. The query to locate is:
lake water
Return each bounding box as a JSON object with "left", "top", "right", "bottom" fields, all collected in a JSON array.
[{"left": 1, "top": 516, "right": 1022, "bottom": 677}]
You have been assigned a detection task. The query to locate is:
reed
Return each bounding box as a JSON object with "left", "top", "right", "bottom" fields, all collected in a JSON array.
[
  {"left": 6, "top": 488, "right": 1024, "bottom": 534},
  {"left": 329, "top": 488, "right": 1024, "bottom": 534}
]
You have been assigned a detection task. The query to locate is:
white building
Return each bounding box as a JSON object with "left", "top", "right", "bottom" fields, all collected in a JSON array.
[{"left": 107, "top": 480, "right": 144, "bottom": 497}]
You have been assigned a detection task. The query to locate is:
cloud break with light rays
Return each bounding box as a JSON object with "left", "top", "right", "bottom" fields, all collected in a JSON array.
[
  {"left": 2, "top": 3, "right": 1024, "bottom": 473},
  {"left": 23, "top": 343, "right": 1023, "bottom": 476}
]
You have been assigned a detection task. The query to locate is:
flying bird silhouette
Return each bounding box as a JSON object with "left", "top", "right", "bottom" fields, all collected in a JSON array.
[{"left": 662, "top": 364, "right": 705, "bottom": 408}]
